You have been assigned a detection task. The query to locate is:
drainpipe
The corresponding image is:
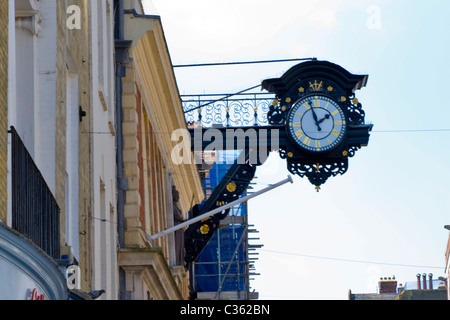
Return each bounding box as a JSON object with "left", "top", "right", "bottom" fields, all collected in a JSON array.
[
  {"left": 114, "top": 0, "right": 125, "bottom": 250},
  {"left": 114, "top": 0, "right": 132, "bottom": 300},
  {"left": 115, "top": 53, "right": 128, "bottom": 248},
  {"left": 114, "top": 1, "right": 132, "bottom": 247}
]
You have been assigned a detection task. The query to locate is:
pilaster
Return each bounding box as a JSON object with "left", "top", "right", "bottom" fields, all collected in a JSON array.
[{"left": 122, "top": 64, "right": 145, "bottom": 247}]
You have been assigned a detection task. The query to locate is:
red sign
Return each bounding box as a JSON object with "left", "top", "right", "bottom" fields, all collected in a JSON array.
[{"left": 29, "top": 288, "right": 45, "bottom": 300}]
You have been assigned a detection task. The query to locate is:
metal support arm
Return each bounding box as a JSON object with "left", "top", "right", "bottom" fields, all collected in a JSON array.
[{"left": 149, "top": 175, "right": 294, "bottom": 241}]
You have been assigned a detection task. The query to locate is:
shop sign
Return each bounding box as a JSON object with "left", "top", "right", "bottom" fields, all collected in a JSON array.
[{"left": 29, "top": 288, "right": 45, "bottom": 300}]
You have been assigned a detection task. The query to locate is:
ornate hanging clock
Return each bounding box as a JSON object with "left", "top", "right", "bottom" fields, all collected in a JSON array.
[
  {"left": 286, "top": 94, "right": 347, "bottom": 153},
  {"left": 262, "top": 60, "right": 373, "bottom": 190}
]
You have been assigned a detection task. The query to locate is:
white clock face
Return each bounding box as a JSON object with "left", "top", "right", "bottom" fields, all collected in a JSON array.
[{"left": 287, "top": 95, "right": 347, "bottom": 153}]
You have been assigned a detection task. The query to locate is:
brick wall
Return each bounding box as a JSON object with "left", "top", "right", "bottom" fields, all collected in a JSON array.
[{"left": 0, "top": 1, "right": 8, "bottom": 222}]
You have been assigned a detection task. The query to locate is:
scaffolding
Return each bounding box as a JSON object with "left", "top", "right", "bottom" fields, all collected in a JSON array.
[{"left": 193, "top": 151, "right": 262, "bottom": 300}]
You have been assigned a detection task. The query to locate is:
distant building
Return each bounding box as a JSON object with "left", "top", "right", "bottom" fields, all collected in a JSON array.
[
  {"left": 396, "top": 273, "right": 447, "bottom": 300},
  {"left": 444, "top": 227, "right": 450, "bottom": 300},
  {"left": 349, "top": 277, "right": 399, "bottom": 300},
  {"left": 349, "top": 274, "right": 447, "bottom": 300}
]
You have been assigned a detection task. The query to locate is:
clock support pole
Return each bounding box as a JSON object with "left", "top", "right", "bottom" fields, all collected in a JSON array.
[{"left": 149, "top": 175, "right": 293, "bottom": 241}]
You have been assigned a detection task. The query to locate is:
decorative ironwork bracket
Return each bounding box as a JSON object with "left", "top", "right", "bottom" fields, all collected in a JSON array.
[
  {"left": 184, "top": 148, "right": 261, "bottom": 268},
  {"left": 182, "top": 60, "right": 373, "bottom": 266}
]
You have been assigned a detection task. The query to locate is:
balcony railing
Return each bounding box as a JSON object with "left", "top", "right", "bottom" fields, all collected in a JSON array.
[
  {"left": 182, "top": 92, "right": 275, "bottom": 128},
  {"left": 10, "top": 126, "right": 60, "bottom": 259}
]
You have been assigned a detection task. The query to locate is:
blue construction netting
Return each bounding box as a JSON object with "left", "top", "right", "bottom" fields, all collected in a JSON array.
[
  {"left": 195, "top": 225, "right": 247, "bottom": 292},
  {"left": 195, "top": 150, "right": 249, "bottom": 293}
]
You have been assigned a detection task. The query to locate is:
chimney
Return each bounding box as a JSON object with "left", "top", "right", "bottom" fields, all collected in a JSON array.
[
  {"left": 379, "top": 276, "right": 397, "bottom": 294},
  {"left": 429, "top": 273, "right": 433, "bottom": 290},
  {"left": 422, "top": 273, "right": 427, "bottom": 290},
  {"left": 417, "top": 273, "right": 422, "bottom": 290}
]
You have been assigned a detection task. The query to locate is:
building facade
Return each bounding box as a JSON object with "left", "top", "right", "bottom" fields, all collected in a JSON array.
[
  {"left": 1, "top": 0, "right": 79, "bottom": 300},
  {"left": 0, "top": 0, "right": 208, "bottom": 300},
  {"left": 88, "top": 0, "right": 119, "bottom": 300},
  {"left": 0, "top": 0, "right": 119, "bottom": 300},
  {"left": 66, "top": 0, "right": 93, "bottom": 294},
  {"left": 116, "top": 0, "right": 204, "bottom": 300}
]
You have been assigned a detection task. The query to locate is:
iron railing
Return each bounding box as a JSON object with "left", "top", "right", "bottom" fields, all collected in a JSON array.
[
  {"left": 10, "top": 126, "right": 60, "bottom": 259},
  {"left": 182, "top": 93, "right": 275, "bottom": 128}
]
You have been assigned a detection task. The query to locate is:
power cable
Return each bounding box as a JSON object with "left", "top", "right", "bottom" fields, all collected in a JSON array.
[
  {"left": 173, "top": 57, "right": 317, "bottom": 68},
  {"left": 260, "top": 249, "right": 443, "bottom": 269},
  {"left": 83, "top": 128, "right": 450, "bottom": 136},
  {"left": 372, "top": 129, "right": 450, "bottom": 133}
]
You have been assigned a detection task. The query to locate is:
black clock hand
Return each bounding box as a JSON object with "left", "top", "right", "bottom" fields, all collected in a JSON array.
[
  {"left": 317, "top": 114, "right": 330, "bottom": 124},
  {"left": 309, "top": 102, "right": 321, "bottom": 131},
  {"left": 310, "top": 102, "right": 318, "bottom": 122}
]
